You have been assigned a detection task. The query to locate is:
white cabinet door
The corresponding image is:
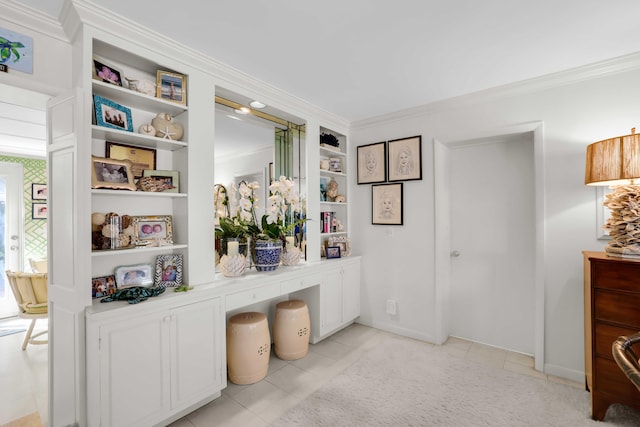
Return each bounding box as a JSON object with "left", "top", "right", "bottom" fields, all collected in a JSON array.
[
  {"left": 170, "top": 298, "right": 223, "bottom": 409},
  {"left": 342, "top": 262, "right": 361, "bottom": 323},
  {"left": 99, "top": 311, "right": 170, "bottom": 427},
  {"left": 320, "top": 268, "right": 343, "bottom": 336}
]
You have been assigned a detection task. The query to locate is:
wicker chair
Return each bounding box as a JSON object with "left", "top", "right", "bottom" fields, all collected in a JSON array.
[
  {"left": 612, "top": 332, "right": 640, "bottom": 392},
  {"left": 5, "top": 271, "right": 48, "bottom": 350}
]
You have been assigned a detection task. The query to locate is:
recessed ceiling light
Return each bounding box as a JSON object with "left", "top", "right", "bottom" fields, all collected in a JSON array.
[
  {"left": 234, "top": 107, "right": 250, "bottom": 114},
  {"left": 249, "top": 100, "right": 266, "bottom": 109}
]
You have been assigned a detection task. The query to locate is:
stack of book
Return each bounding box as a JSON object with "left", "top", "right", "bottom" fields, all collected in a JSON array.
[{"left": 321, "top": 211, "right": 337, "bottom": 233}]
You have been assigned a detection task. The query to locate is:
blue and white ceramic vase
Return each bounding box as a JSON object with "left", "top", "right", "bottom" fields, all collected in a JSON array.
[{"left": 253, "top": 239, "right": 282, "bottom": 271}]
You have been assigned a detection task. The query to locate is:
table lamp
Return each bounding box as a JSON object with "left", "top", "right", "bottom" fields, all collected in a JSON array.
[{"left": 585, "top": 128, "right": 640, "bottom": 257}]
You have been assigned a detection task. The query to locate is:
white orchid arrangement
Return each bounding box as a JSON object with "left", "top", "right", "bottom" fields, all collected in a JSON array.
[
  {"left": 215, "top": 181, "right": 260, "bottom": 238},
  {"left": 248, "top": 176, "right": 306, "bottom": 241}
]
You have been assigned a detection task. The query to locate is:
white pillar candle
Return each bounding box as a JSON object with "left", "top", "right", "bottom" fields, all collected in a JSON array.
[
  {"left": 228, "top": 240, "right": 239, "bottom": 256},
  {"left": 286, "top": 236, "right": 295, "bottom": 250}
]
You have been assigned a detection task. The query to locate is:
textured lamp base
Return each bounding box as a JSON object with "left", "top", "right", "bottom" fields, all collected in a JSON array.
[{"left": 603, "top": 185, "right": 640, "bottom": 258}]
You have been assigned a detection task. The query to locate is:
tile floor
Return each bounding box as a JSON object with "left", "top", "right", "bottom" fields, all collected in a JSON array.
[
  {"left": 0, "top": 319, "right": 581, "bottom": 427},
  {"left": 0, "top": 317, "right": 48, "bottom": 427},
  {"left": 169, "top": 324, "right": 581, "bottom": 427}
]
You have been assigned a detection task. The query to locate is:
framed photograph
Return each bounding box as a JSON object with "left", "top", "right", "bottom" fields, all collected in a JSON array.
[
  {"left": 131, "top": 215, "right": 174, "bottom": 246},
  {"left": 358, "top": 141, "right": 387, "bottom": 184},
  {"left": 32, "top": 203, "right": 47, "bottom": 220},
  {"left": 154, "top": 254, "right": 184, "bottom": 288},
  {"left": 92, "top": 57, "right": 123, "bottom": 86},
  {"left": 372, "top": 183, "right": 403, "bottom": 225},
  {"left": 91, "top": 155, "right": 136, "bottom": 191},
  {"left": 93, "top": 94, "right": 133, "bottom": 132},
  {"left": 142, "top": 169, "right": 179, "bottom": 193},
  {"left": 106, "top": 141, "right": 157, "bottom": 179},
  {"left": 92, "top": 275, "right": 117, "bottom": 298},
  {"left": 114, "top": 264, "right": 154, "bottom": 288},
  {"left": 157, "top": 70, "right": 186, "bottom": 105},
  {"left": 387, "top": 135, "right": 422, "bottom": 182},
  {"left": 329, "top": 157, "right": 342, "bottom": 173},
  {"left": 32, "top": 183, "right": 47, "bottom": 200},
  {"left": 326, "top": 246, "right": 341, "bottom": 259},
  {"left": 328, "top": 235, "right": 351, "bottom": 257}
]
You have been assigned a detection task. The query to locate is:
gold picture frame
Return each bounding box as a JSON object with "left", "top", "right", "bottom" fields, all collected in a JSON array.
[
  {"left": 106, "top": 141, "right": 156, "bottom": 179},
  {"left": 131, "top": 215, "right": 174, "bottom": 246},
  {"left": 156, "top": 70, "right": 187, "bottom": 105},
  {"left": 91, "top": 156, "right": 136, "bottom": 191}
]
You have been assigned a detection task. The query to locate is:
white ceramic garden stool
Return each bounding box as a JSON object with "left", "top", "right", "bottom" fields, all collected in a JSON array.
[
  {"left": 273, "top": 300, "right": 310, "bottom": 360},
  {"left": 226, "top": 312, "right": 270, "bottom": 385}
]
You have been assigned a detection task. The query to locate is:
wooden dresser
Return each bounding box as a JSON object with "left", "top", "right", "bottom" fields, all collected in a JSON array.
[{"left": 583, "top": 251, "right": 640, "bottom": 420}]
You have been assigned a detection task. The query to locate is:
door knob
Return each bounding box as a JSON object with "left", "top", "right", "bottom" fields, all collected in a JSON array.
[
  {"left": 450, "top": 250, "right": 460, "bottom": 257},
  {"left": 10, "top": 245, "right": 19, "bottom": 250}
]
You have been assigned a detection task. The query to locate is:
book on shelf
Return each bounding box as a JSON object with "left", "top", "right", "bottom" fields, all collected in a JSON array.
[{"left": 321, "top": 211, "right": 337, "bottom": 233}]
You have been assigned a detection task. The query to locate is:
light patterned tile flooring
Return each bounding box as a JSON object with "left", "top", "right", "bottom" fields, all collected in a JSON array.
[
  {"left": 170, "top": 326, "right": 580, "bottom": 427},
  {"left": 0, "top": 318, "right": 581, "bottom": 427}
]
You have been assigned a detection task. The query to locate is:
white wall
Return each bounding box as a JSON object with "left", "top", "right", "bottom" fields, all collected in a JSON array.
[{"left": 350, "top": 62, "right": 640, "bottom": 381}]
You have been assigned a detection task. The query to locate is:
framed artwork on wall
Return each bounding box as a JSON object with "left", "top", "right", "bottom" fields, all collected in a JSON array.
[
  {"left": 357, "top": 141, "right": 387, "bottom": 184},
  {"left": 372, "top": 183, "right": 403, "bottom": 225},
  {"left": 32, "top": 203, "right": 47, "bottom": 220},
  {"left": 387, "top": 135, "right": 422, "bottom": 182},
  {"left": 32, "top": 183, "right": 47, "bottom": 200}
]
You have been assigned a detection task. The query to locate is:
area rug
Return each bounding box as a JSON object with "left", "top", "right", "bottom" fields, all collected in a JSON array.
[
  {"left": 0, "top": 329, "right": 25, "bottom": 338},
  {"left": 272, "top": 336, "right": 640, "bottom": 426}
]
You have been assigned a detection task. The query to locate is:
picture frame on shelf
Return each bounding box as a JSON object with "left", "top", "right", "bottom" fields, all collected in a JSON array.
[
  {"left": 106, "top": 141, "right": 157, "bottom": 179},
  {"left": 92, "top": 57, "right": 123, "bottom": 86},
  {"left": 31, "top": 183, "right": 47, "bottom": 200},
  {"left": 142, "top": 169, "right": 179, "bottom": 193},
  {"left": 357, "top": 141, "right": 387, "bottom": 184},
  {"left": 154, "top": 254, "right": 183, "bottom": 288},
  {"left": 92, "top": 275, "right": 117, "bottom": 298},
  {"left": 156, "top": 70, "right": 186, "bottom": 105},
  {"left": 32, "top": 203, "right": 47, "bottom": 220},
  {"left": 114, "top": 263, "right": 154, "bottom": 288},
  {"left": 329, "top": 157, "right": 342, "bottom": 173},
  {"left": 91, "top": 156, "right": 136, "bottom": 191},
  {"left": 131, "top": 215, "right": 174, "bottom": 246},
  {"left": 326, "top": 246, "right": 341, "bottom": 259},
  {"left": 93, "top": 94, "right": 133, "bottom": 132},
  {"left": 320, "top": 177, "right": 328, "bottom": 201},
  {"left": 328, "top": 235, "right": 352, "bottom": 257},
  {"left": 387, "top": 135, "right": 422, "bottom": 182},
  {"left": 372, "top": 182, "right": 403, "bottom": 225}
]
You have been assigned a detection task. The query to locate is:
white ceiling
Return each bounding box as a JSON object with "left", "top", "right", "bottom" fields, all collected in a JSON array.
[{"left": 12, "top": 0, "right": 640, "bottom": 122}]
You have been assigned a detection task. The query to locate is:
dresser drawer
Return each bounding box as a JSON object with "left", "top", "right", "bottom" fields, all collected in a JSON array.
[
  {"left": 594, "top": 290, "right": 640, "bottom": 328},
  {"left": 594, "top": 322, "right": 639, "bottom": 359},
  {"left": 225, "top": 282, "right": 281, "bottom": 311},
  {"left": 281, "top": 273, "right": 321, "bottom": 294},
  {"left": 594, "top": 356, "right": 640, "bottom": 400},
  {"left": 593, "top": 261, "right": 640, "bottom": 292}
]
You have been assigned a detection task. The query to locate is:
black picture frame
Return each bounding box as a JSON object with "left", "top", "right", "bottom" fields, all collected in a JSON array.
[
  {"left": 32, "top": 202, "right": 47, "bottom": 220},
  {"left": 357, "top": 141, "right": 387, "bottom": 184},
  {"left": 326, "top": 246, "right": 341, "bottom": 259},
  {"left": 387, "top": 135, "right": 422, "bottom": 182},
  {"left": 93, "top": 58, "right": 123, "bottom": 86},
  {"left": 372, "top": 183, "right": 403, "bottom": 225},
  {"left": 31, "top": 183, "right": 47, "bottom": 200}
]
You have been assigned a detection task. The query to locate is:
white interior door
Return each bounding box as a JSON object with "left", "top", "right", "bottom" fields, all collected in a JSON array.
[
  {"left": 449, "top": 133, "right": 535, "bottom": 354},
  {"left": 0, "top": 162, "right": 24, "bottom": 318}
]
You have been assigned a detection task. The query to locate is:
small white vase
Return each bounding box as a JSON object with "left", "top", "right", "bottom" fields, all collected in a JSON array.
[
  {"left": 281, "top": 246, "right": 301, "bottom": 266},
  {"left": 220, "top": 254, "right": 246, "bottom": 277}
]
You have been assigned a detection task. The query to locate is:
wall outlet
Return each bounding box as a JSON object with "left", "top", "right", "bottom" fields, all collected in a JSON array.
[{"left": 386, "top": 299, "right": 397, "bottom": 315}]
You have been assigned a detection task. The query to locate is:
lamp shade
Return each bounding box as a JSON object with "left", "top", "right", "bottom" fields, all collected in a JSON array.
[{"left": 585, "top": 131, "right": 640, "bottom": 186}]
